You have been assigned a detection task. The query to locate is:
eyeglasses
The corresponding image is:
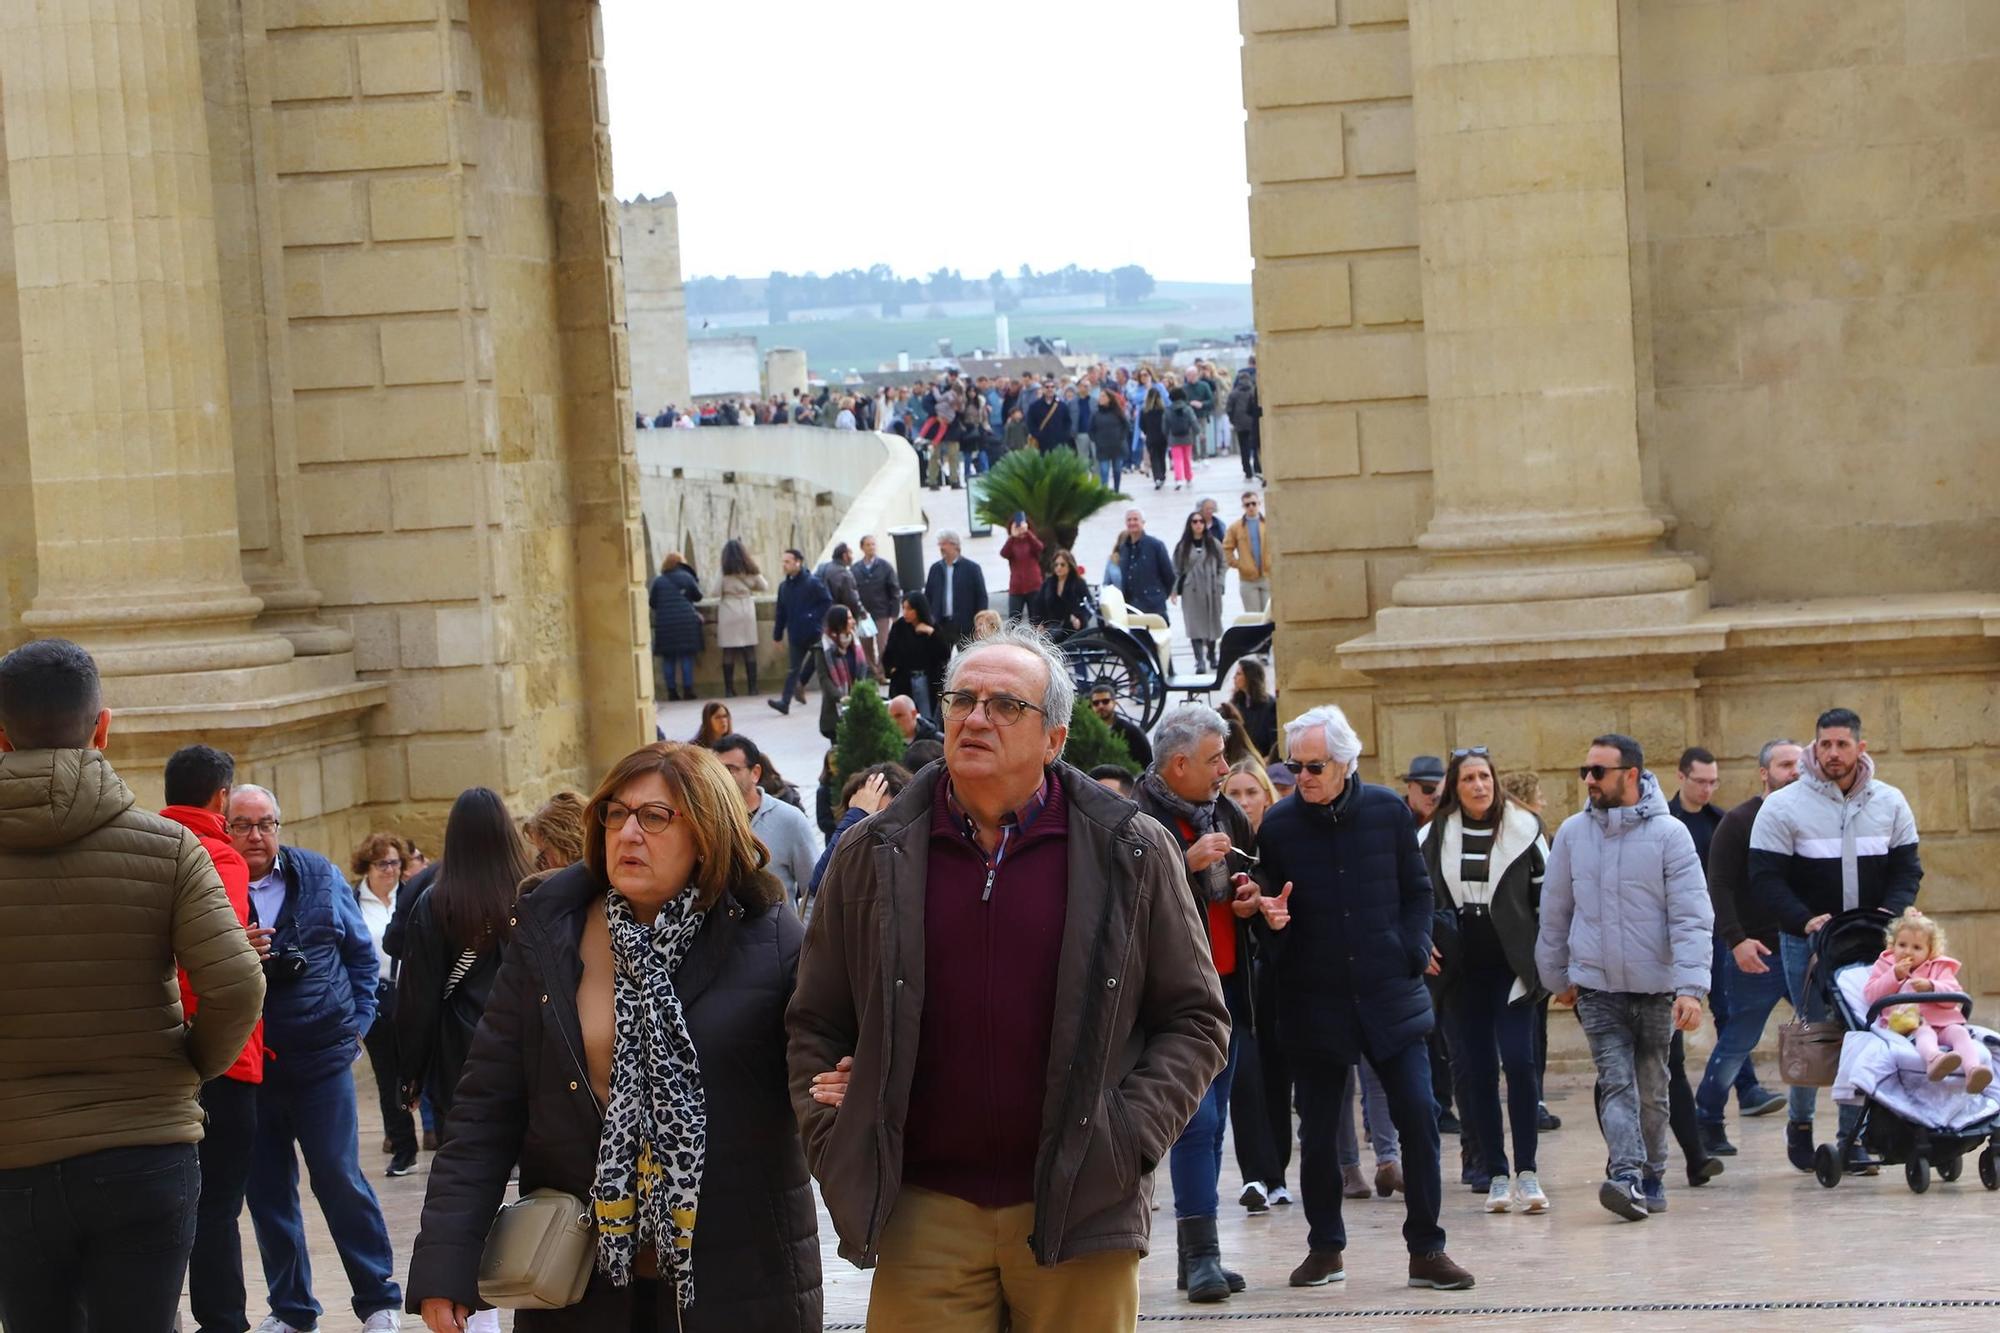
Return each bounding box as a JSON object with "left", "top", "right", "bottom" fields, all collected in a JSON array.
[
  {"left": 1578, "top": 764, "right": 1636, "bottom": 781},
  {"left": 370, "top": 859, "right": 403, "bottom": 871},
  {"left": 1282, "top": 759, "right": 1340, "bottom": 776},
  {"left": 228, "top": 819, "right": 281, "bottom": 836},
  {"left": 600, "top": 801, "right": 678, "bottom": 834},
  {"left": 1452, "top": 747, "right": 1489, "bottom": 759},
  {"left": 940, "top": 691, "right": 1046, "bottom": 726}
]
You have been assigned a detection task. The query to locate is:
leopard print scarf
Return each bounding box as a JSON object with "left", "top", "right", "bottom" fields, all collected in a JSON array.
[{"left": 591, "top": 887, "right": 708, "bottom": 1308}]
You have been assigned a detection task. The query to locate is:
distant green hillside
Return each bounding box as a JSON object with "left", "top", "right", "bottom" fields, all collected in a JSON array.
[{"left": 691, "top": 283, "right": 1252, "bottom": 376}]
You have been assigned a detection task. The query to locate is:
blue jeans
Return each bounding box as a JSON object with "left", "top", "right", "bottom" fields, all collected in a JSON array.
[
  {"left": 1295, "top": 1042, "right": 1445, "bottom": 1256},
  {"left": 248, "top": 1066, "right": 402, "bottom": 1328},
  {"left": 1335, "top": 1056, "right": 1400, "bottom": 1168},
  {"left": 1781, "top": 933, "right": 1864, "bottom": 1135},
  {"left": 1696, "top": 947, "right": 1789, "bottom": 1127},
  {"left": 1097, "top": 455, "right": 1123, "bottom": 491},
  {"left": 1708, "top": 937, "right": 1765, "bottom": 1100},
  {"left": 1576, "top": 990, "right": 1673, "bottom": 1181},
  {"left": 0, "top": 1143, "right": 198, "bottom": 1333},
  {"left": 656, "top": 652, "right": 694, "bottom": 695},
  {"left": 1448, "top": 969, "right": 1541, "bottom": 1176},
  {"left": 778, "top": 635, "right": 812, "bottom": 705},
  {"left": 1170, "top": 1014, "right": 1240, "bottom": 1219}
]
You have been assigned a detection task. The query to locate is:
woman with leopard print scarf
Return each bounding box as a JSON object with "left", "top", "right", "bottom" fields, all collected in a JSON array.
[{"left": 408, "top": 743, "right": 822, "bottom": 1332}]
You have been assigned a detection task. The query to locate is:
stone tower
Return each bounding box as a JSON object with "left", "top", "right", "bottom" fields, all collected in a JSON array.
[
  {"left": 621, "top": 193, "right": 694, "bottom": 417},
  {"left": 0, "top": 0, "right": 654, "bottom": 854}
]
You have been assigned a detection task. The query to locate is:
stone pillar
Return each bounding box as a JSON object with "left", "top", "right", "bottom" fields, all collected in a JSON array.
[
  {"left": 0, "top": 0, "right": 293, "bottom": 688},
  {"left": 1363, "top": 0, "right": 1702, "bottom": 653}
]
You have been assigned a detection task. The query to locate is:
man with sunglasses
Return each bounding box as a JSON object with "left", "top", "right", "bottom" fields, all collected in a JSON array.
[
  {"left": 1222, "top": 491, "right": 1273, "bottom": 614},
  {"left": 1536, "top": 735, "right": 1712, "bottom": 1223},
  {"left": 1255, "top": 705, "right": 1475, "bottom": 1294},
  {"left": 790, "top": 621, "right": 1228, "bottom": 1331}
]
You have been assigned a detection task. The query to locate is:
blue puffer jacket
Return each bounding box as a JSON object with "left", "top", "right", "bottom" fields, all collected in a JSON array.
[
  {"left": 1535, "top": 771, "right": 1713, "bottom": 1000},
  {"left": 1256, "top": 776, "right": 1436, "bottom": 1063},
  {"left": 261, "top": 845, "right": 380, "bottom": 1084},
  {"left": 773, "top": 570, "right": 834, "bottom": 646}
]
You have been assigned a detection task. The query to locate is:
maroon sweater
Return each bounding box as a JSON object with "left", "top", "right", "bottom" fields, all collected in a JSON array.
[{"left": 901, "top": 777, "right": 1071, "bottom": 1208}]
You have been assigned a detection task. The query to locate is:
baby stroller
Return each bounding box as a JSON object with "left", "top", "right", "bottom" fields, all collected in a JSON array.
[{"left": 1805, "top": 908, "right": 2000, "bottom": 1193}]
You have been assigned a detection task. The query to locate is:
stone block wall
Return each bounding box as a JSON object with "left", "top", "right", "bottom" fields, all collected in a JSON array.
[{"left": 1242, "top": 0, "right": 1426, "bottom": 768}]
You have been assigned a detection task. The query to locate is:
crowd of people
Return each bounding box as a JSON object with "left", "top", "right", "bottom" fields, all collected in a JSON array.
[
  {"left": 635, "top": 356, "right": 1266, "bottom": 493},
  {"left": 0, "top": 588, "right": 1969, "bottom": 1331}
]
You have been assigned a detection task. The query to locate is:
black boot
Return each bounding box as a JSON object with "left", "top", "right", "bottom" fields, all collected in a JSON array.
[
  {"left": 745, "top": 664, "right": 759, "bottom": 695},
  {"left": 722, "top": 664, "right": 736, "bottom": 698},
  {"left": 1175, "top": 1248, "right": 1247, "bottom": 1294},
  {"left": 1176, "top": 1216, "right": 1232, "bottom": 1303},
  {"left": 1700, "top": 1121, "right": 1738, "bottom": 1157}
]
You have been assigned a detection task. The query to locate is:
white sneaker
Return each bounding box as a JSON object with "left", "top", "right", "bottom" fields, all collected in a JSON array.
[
  {"left": 361, "top": 1313, "right": 403, "bottom": 1332},
  {"left": 1515, "top": 1171, "right": 1550, "bottom": 1214},
  {"left": 1238, "top": 1179, "right": 1269, "bottom": 1211},
  {"left": 1485, "top": 1173, "right": 1512, "bottom": 1212},
  {"left": 1268, "top": 1183, "right": 1293, "bottom": 1205},
  {"left": 253, "top": 1318, "right": 312, "bottom": 1333},
  {"left": 467, "top": 1310, "right": 502, "bottom": 1333}
]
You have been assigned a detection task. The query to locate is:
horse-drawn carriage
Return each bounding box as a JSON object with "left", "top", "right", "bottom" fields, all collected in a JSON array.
[{"left": 1055, "top": 583, "right": 1273, "bottom": 731}]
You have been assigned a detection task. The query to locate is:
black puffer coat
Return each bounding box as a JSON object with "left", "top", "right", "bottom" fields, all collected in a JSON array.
[
  {"left": 405, "top": 864, "right": 822, "bottom": 1331},
  {"left": 1255, "top": 778, "right": 1437, "bottom": 1063},
  {"left": 649, "top": 567, "right": 704, "bottom": 659}
]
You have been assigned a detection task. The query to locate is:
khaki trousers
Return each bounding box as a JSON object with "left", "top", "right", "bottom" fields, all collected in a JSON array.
[{"left": 866, "top": 1185, "right": 1140, "bottom": 1333}]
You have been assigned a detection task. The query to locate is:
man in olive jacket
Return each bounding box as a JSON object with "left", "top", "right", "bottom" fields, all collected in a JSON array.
[
  {"left": 788, "top": 622, "right": 1227, "bottom": 1332},
  {"left": 0, "top": 639, "right": 265, "bottom": 1331}
]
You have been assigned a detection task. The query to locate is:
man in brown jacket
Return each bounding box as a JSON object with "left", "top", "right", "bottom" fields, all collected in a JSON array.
[
  {"left": 0, "top": 638, "right": 265, "bottom": 1331},
  {"left": 788, "top": 621, "right": 1229, "bottom": 1332},
  {"left": 1221, "top": 490, "right": 1273, "bottom": 614}
]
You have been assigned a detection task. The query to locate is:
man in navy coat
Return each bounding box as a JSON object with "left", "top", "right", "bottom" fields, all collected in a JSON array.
[
  {"left": 923, "top": 531, "right": 988, "bottom": 644},
  {"left": 1255, "top": 705, "right": 1474, "bottom": 1295}
]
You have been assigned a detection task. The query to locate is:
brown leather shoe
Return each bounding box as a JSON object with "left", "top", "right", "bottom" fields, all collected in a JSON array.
[
  {"left": 1375, "top": 1160, "right": 1405, "bottom": 1197},
  {"left": 1341, "top": 1164, "right": 1370, "bottom": 1199},
  {"left": 1289, "top": 1249, "right": 1345, "bottom": 1287},
  {"left": 1408, "top": 1250, "right": 1475, "bottom": 1290}
]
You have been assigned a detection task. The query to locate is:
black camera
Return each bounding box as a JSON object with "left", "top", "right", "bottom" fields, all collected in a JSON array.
[{"left": 264, "top": 946, "right": 309, "bottom": 983}]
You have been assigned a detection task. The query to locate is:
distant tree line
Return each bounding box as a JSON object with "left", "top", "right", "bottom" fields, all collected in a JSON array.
[{"left": 685, "top": 263, "right": 1155, "bottom": 319}]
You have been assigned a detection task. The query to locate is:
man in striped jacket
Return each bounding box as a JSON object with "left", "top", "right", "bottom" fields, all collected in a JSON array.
[{"left": 1749, "top": 707, "right": 1922, "bottom": 1175}]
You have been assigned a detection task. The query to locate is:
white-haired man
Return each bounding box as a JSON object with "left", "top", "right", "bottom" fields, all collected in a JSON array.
[
  {"left": 790, "top": 622, "right": 1228, "bottom": 1332},
  {"left": 1254, "top": 706, "right": 1473, "bottom": 1293},
  {"left": 1132, "top": 704, "right": 1290, "bottom": 1305}
]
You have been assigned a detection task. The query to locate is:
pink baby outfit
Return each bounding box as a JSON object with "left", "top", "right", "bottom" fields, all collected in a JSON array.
[{"left": 1862, "top": 950, "right": 1991, "bottom": 1084}]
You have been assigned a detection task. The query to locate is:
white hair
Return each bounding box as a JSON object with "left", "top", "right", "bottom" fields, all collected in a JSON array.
[
  {"left": 937, "top": 530, "right": 961, "bottom": 548},
  {"left": 943, "top": 620, "right": 1075, "bottom": 739},
  {"left": 1152, "top": 703, "right": 1227, "bottom": 764},
  {"left": 1282, "top": 705, "right": 1364, "bottom": 772},
  {"left": 228, "top": 782, "right": 282, "bottom": 821}
]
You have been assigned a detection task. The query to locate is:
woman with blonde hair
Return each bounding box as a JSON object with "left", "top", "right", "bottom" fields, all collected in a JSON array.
[
  {"left": 1223, "top": 759, "right": 1278, "bottom": 833},
  {"left": 408, "top": 745, "right": 821, "bottom": 1330},
  {"left": 523, "top": 791, "right": 588, "bottom": 873}
]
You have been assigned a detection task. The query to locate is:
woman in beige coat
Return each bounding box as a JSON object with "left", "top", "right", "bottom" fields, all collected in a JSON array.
[{"left": 717, "top": 538, "right": 768, "bottom": 698}]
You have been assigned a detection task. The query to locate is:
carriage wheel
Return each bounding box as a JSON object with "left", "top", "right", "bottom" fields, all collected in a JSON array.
[
  {"left": 1980, "top": 1147, "right": 1998, "bottom": 1191},
  {"left": 1813, "top": 1144, "right": 1841, "bottom": 1188},
  {"left": 1906, "top": 1155, "right": 1930, "bottom": 1194},
  {"left": 1062, "top": 630, "right": 1166, "bottom": 731},
  {"left": 1937, "top": 1153, "right": 1963, "bottom": 1183}
]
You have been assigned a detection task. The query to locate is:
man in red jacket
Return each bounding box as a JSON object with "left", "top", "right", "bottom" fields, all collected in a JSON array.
[{"left": 162, "top": 743, "right": 266, "bottom": 1333}]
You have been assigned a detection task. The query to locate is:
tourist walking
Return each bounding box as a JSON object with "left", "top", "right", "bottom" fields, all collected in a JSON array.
[
  {"left": 711, "top": 732, "right": 822, "bottom": 914},
  {"left": 407, "top": 744, "right": 822, "bottom": 1331},
  {"left": 650, "top": 552, "right": 705, "bottom": 703},
  {"left": 1227, "top": 367, "right": 1262, "bottom": 481},
  {"left": 717, "top": 539, "right": 768, "bottom": 699},
  {"left": 1113, "top": 508, "right": 1178, "bottom": 622},
  {"left": 924, "top": 531, "right": 989, "bottom": 644},
  {"left": 397, "top": 788, "right": 536, "bottom": 1132},
  {"left": 1031, "top": 548, "right": 1093, "bottom": 635},
  {"left": 1229, "top": 658, "right": 1279, "bottom": 757},
  {"left": 1254, "top": 704, "right": 1474, "bottom": 1292},
  {"left": 1165, "top": 388, "right": 1199, "bottom": 488},
  {"left": 1171, "top": 510, "right": 1228, "bottom": 674},
  {"left": 351, "top": 831, "right": 420, "bottom": 1177},
  {"left": 769, "top": 548, "right": 833, "bottom": 717},
  {"left": 1535, "top": 735, "right": 1711, "bottom": 1222},
  {"left": 883, "top": 591, "right": 950, "bottom": 719},
  {"left": 228, "top": 781, "right": 405, "bottom": 1332},
  {"left": 1697, "top": 740, "right": 1805, "bottom": 1154},
  {"left": 1750, "top": 707, "right": 1922, "bottom": 1175},
  {"left": 1140, "top": 385, "right": 1170, "bottom": 489},
  {"left": 852, "top": 534, "right": 902, "bottom": 672},
  {"left": 0, "top": 644, "right": 265, "bottom": 1333},
  {"left": 1223, "top": 490, "right": 1274, "bottom": 614},
  {"left": 1423, "top": 748, "right": 1550, "bottom": 1215},
  {"left": 1088, "top": 387, "right": 1130, "bottom": 491},
  {"left": 790, "top": 622, "right": 1228, "bottom": 1332},
  {"left": 801, "top": 606, "right": 868, "bottom": 742}
]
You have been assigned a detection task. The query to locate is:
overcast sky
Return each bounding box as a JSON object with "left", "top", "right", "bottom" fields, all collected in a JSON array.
[{"left": 601, "top": 0, "right": 1251, "bottom": 284}]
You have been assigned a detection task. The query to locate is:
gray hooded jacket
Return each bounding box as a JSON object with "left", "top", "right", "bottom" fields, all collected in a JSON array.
[{"left": 1535, "top": 771, "right": 1713, "bottom": 999}]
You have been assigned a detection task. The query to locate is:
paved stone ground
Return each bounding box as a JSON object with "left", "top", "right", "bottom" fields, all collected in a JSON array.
[
  {"left": 179, "top": 452, "right": 2000, "bottom": 1329},
  {"left": 185, "top": 1065, "right": 2000, "bottom": 1331}
]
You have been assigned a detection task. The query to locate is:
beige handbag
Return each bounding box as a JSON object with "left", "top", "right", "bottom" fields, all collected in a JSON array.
[
  {"left": 476, "top": 1189, "right": 595, "bottom": 1310},
  {"left": 1776, "top": 956, "right": 1844, "bottom": 1088}
]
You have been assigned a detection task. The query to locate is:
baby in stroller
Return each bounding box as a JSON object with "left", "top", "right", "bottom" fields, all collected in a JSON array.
[{"left": 1862, "top": 908, "right": 1993, "bottom": 1093}]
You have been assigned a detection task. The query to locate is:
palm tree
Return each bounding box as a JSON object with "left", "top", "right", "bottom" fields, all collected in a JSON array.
[{"left": 973, "top": 448, "right": 1127, "bottom": 560}]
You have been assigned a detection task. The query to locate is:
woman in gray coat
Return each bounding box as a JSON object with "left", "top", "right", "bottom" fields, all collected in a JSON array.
[
  {"left": 1171, "top": 511, "right": 1228, "bottom": 673},
  {"left": 716, "top": 539, "right": 768, "bottom": 698}
]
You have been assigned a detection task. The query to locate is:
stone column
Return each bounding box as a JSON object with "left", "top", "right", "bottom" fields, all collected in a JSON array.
[
  {"left": 0, "top": 0, "right": 292, "bottom": 684},
  {"left": 1363, "top": 0, "right": 1702, "bottom": 652}
]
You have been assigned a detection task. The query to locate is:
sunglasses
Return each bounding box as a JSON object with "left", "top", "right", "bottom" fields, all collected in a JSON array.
[
  {"left": 1452, "top": 747, "right": 1489, "bottom": 759},
  {"left": 1282, "top": 759, "right": 1340, "bottom": 776},
  {"left": 1578, "top": 764, "right": 1636, "bottom": 781}
]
